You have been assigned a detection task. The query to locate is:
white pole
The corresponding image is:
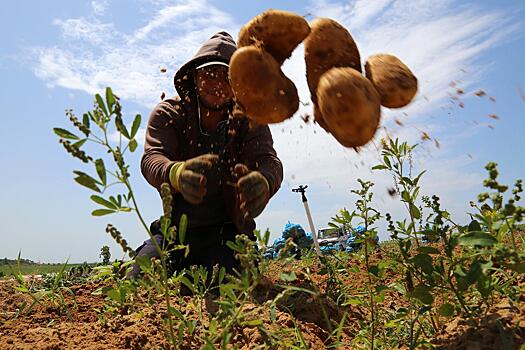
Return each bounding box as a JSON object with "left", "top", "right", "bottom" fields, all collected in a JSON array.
[{"left": 303, "top": 200, "right": 322, "bottom": 256}]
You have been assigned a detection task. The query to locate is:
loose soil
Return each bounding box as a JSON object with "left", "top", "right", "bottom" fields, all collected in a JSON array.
[{"left": 1, "top": 248, "right": 524, "bottom": 349}]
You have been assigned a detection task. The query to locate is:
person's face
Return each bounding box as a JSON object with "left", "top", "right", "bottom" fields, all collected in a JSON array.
[{"left": 194, "top": 65, "right": 233, "bottom": 110}]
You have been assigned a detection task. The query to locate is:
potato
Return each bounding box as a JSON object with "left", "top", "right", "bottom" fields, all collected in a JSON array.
[
  {"left": 365, "top": 54, "right": 417, "bottom": 108},
  {"left": 317, "top": 67, "right": 381, "bottom": 147},
  {"left": 229, "top": 46, "right": 299, "bottom": 124},
  {"left": 304, "top": 18, "right": 361, "bottom": 105},
  {"left": 238, "top": 9, "right": 310, "bottom": 65}
]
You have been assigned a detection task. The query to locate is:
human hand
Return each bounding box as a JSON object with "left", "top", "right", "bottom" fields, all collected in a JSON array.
[
  {"left": 235, "top": 164, "right": 270, "bottom": 219},
  {"left": 170, "top": 154, "right": 219, "bottom": 204}
]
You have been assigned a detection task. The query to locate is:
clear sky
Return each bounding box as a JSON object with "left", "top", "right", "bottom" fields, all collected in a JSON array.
[{"left": 1, "top": 0, "right": 524, "bottom": 263}]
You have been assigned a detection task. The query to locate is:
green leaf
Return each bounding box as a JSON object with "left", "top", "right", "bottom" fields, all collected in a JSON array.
[
  {"left": 129, "top": 139, "right": 138, "bottom": 153},
  {"left": 72, "top": 139, "right": 87, "bottom": 148},
  {"left": 92, "top": 209, "right": 116, "bottom": 216},
  {"left": 179, "top": 214, "right": 187, "bottom": 244},
  {"left": 410, "top": 253, "right": 433, "bottom": 274},
  {"left": 82, "top": 113, "right": 90, "bottom": 129},
  {"left": 53, "top": 128, "right": 79, "bottom": 140},
  {"left": 242, "top": 319, "right": 263, "bottom": 327},
  {"left": 402, "top": 190, "right": 411, "bottom": 202},
  {"left": 95, "top": 159, "right": 106, "bottom": 186},
  {"left": 417, "top": 246, "right": 440, "bottom": 255},
  {"left": 95, "top": 93, "right": 108, "bottom": 117},
  {"left": 343, "top": 297, "right": 364, "bottom": 306},
  {"left": 90, "top": 195, "right": 118, "bottom": 210},
  {"left": 372, "top": 164, "right": 388, "bottom": 171},
  {"left": 467, "top": 220, "right": 482, "bottom": 232},
  {"left": 280, "top": 271, "right": 297, "bottom": 282},
  {"left": 458, "top": 231, "right": 497, "bottom": 247},
  {"left": 402, "top": 177, "right": 413, "bottom": 186},
  {"left": 115, "top": 116, "right": 130, "bottom": 139},
  {"left": 413, "top": 171, "right": 426, "bottom": 186},
  {"left": 437, "top": 303, "right": 455, "bottom": 317},
  {"left": 408, "top": 285, "right": 434, "bottom": 305},
  {"left": 105, "top": 87, "right": 116, "bottom": 113},
  {"left": 130, "top": 114, "right": 141, "bottom": 139},
  {"left": 409, "top": 203, "right": 421, "bottom": 219},
  {"left": 73, "top": 171, "right": 101, "bottom": 192},
  {"left": 368, "top": 265, "right": 380, "bottom": 277},
  {"left": 383, "top": 155, "right": 391, "bottom": 168}
]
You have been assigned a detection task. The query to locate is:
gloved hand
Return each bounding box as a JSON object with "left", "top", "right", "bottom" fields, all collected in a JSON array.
[
  {"left": 169, "top": 154, "right": 219, "bottom": 204},
  {"left": 235, "top": 164, "right": 270, "bottom": 219}
]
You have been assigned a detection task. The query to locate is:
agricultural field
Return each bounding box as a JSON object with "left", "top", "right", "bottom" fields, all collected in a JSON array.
[
  {"left": 0, "top": 261, "right": 92, "bottom": 278},
  {"left": 1, "top": 90, "right": 524, "bottom": 349}
]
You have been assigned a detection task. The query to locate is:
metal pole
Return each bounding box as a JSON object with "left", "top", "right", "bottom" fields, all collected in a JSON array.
[{"left": 292, "top": 185, "right": 322, "bottom": 256}]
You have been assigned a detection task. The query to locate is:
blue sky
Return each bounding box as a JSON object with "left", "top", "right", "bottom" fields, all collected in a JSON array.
[{"left": 1, "top": 0, "right": 524, "bottom": 263}]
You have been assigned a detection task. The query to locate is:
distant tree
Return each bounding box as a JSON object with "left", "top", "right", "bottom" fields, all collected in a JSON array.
[{"left": 100, "top": 245, "right": 111, "bottom": 265}]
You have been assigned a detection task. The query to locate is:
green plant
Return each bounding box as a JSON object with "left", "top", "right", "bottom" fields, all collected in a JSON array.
[
  {"left": 330, "top": 179, "right": 384, "bottom": 349},
  {"left": 11, "top": 252, "right": 76, "bottom": 319},
  {"left": 371, "top": 138, "right": 525, "bottom": 349},
  {"left": 100, "top": 245, "right": 111, "bottom": 265},
  {"left": 54, "top": 87, "right": 187, "bottom": 345}
]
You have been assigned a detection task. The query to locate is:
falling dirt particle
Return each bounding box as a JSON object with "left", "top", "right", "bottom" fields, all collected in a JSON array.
[
  {"left": 279, "top": 90, "right": 285, "bottom": 95},
  {"left": 489, "top": 96, "right": 496, "bottom": 102},
  {"left": 160, "top": 68, "right": 167, "bottom": 73},
  {"left": 387, "top": 187, "right": 397, "bottom": 197},
  {"left": 281, "top": 128, "right": 285, "bottom": 133},
  {"left": 467, "top": 153, "right": 473, "bottom": 159},
  {"left": 488, "top": 114, "right": 499, "bottom": 120},
  {"left": 460, "top": 68, "right": 467, "bottom": 73},
  {"left": 291, "top": 174, "right": 296, "bottom": 180},
  {"left": 424, "top": 95, "right": 429, "bottom": 102},
  {"left": 488, "top": 125, "right": 495, "bottom": 130},
  {"left": 456, "top": 88, "right": 464, "bottom": 95},
  {"left": 160, "top": 92, "right": 165, "bottom": 100},
  {"left": 434, "top": 138, "right": 440, "bottom": 149},
  {"left": 421, "top": 131, "right": 431, "bottom": 141},
  {"left": 474, "top": 89, "right": 486, "bottom": 97},
  {"left": 459, "top": 102, "right": 464, "bottom": 108},
  {"left": 301, "top": 114, "right": 311, "bottom": 123},
  {"left": 394, "top": 119, "right": 404, "bottom": 126}
]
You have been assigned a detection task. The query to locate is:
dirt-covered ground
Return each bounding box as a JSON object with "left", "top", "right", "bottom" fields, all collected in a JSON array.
[{"left": 1, "top": 249, "right": 524, "bottom": 349}]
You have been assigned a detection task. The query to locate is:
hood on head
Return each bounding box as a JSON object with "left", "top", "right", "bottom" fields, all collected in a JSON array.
[{"left": 173, "top": 31, "right": 237, "bottom": 98}]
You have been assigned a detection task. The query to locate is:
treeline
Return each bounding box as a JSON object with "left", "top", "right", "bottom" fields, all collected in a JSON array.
[{"left": 0, "top": 258, "right": 38, "bottom": 265}]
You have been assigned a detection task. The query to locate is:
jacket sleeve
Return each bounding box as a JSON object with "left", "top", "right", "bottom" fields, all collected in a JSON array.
[
  {"left": 241, "top": 123, "right": 283, "bottom": 198},
  {"left": 140, "top": 100, "right": 183, "bottom": 191}
]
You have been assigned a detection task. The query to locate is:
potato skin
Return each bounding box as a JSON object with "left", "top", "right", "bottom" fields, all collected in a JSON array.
[
  {"left": 317, "top": 67, "right": 381, "bottom": 147},
  {"left": 229, "top": 46, "right": 299, "bottom": 124},
  {"left": 238, "top": 9, "right": 310, "bottom": 65},
  {"left": 304, "top": 18, "right": 361, "bottom": 105},
  {"left": 365, "top": 54, "right": 418, "bottom": 108}
]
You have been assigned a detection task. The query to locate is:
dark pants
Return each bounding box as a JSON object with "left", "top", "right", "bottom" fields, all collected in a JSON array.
[{"left": 129, "top": 220, "right": 241, "bottom": 279}]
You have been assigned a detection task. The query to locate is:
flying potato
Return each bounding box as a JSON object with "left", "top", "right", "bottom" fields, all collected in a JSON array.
[
  {"left": 229, "top": 46, "right": 299, "bottom": 124},
  {"left": 304, "top": 18, "right": 361, "bottom": 105},
  {"left": 365, "top": 54, "right": 418, "bottom": 108},
  {"left": 317, "top": 67, "right": 381, "bottom": 148},
  {"left": 238, "top": 9, "right": 311, "bottom": 65}
]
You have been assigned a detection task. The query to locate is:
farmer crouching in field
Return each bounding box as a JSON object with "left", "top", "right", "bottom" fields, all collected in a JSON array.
[{"left": 129, "top": 32, "right": 283, "bottom": 278}]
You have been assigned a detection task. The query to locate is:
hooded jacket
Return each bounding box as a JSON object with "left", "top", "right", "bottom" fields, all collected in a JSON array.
[{"left": 141, "top": 32, "right": 283, "bottom": 235}]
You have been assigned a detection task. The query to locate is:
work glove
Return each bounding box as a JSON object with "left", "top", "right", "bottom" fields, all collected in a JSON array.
[
  {"left": 169, "top": 154, "right": 219, "bottom": 205},
  {"left": 235, "top": 164, "right": 270, "bottom": 220}
]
